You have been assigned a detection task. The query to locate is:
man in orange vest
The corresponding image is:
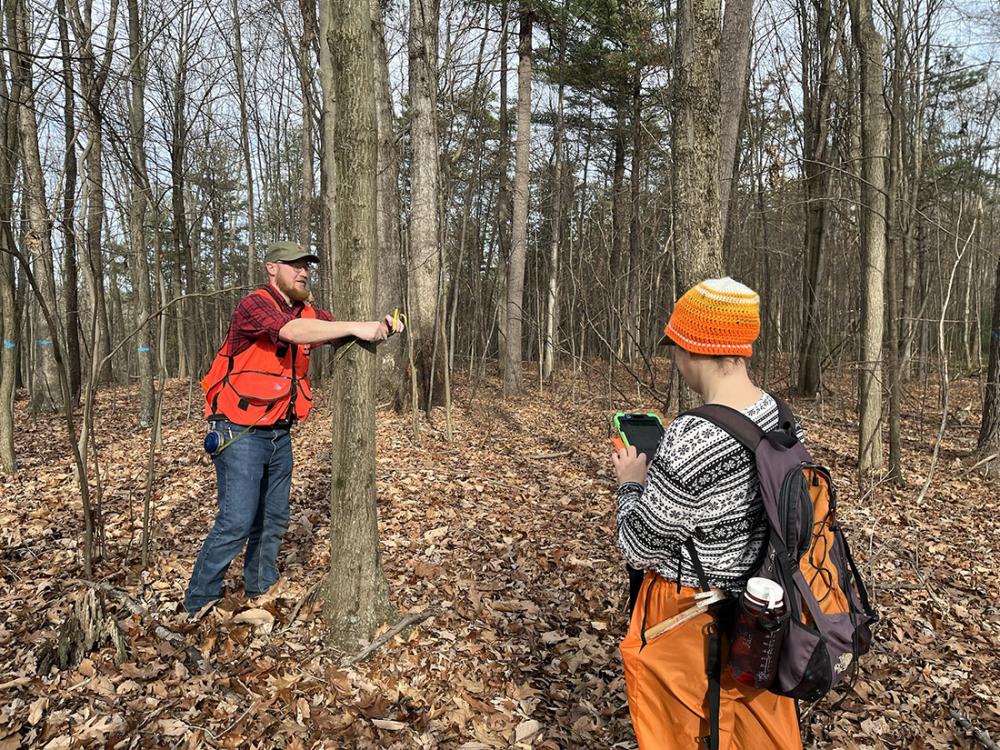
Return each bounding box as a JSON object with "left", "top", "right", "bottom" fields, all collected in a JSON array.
[{"left": 184, "top": 240, "right": 402, "bottom": 615}]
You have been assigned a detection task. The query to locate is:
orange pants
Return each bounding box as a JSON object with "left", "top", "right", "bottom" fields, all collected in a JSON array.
[{"left": 620, "top": 573, "right": 802, "bottom": 750}]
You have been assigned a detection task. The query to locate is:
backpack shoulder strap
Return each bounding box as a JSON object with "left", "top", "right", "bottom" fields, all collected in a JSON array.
[
  {"left": 771, "top": 393, "right": 797, "bottom": 431},
  {"left": 683, "top": 403, "right": 766, "bottom": 454}
]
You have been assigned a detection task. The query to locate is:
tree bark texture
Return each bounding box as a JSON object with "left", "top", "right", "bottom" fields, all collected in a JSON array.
[
  {"left": 673, "top": 0, "right": 724, "bottom": 291},
  {"left": 796, "top": 0, "right": 840, "bottom": 396},
  {"left": 126, "top": 0, "right": 155, "bottom": 427},
  {"left": 407, "top": 0, "right": 445, "bottom": 408},
  {"left": 0, "top": 36, "right": 18, "bottom": 472},
  {"left": 718, "top": 0, "right": 753, "bottom": 243},
  {"left": 7, "top": 0, "right": 62, "bottom": 414},
  {"left": 371, "top": 0, "right": 404, "bottom": 404},
  {"left": 503, "top": 9, "right": 532, "bottom": 396},
  {"left": 321, "top": 0, "right": 395, "bottom": 648},
  {"left": 543, "top": 73, "right": 565, "bottom": 380},
  {"left": 56, "top": 0, "right": 81, "bottom": 403},
  {"left": 849, "top": 0, "right": 888, "bottom": 473}
]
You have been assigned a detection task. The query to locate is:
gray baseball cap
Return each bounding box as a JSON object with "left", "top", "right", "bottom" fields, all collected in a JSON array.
[{"left": 264, "top": 240, "right": 320, "bottom": 264}]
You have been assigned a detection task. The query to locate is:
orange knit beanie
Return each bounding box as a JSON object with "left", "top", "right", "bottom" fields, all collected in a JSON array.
[{"left": 661, "top": 277, "right": 760, "bottom": 356}]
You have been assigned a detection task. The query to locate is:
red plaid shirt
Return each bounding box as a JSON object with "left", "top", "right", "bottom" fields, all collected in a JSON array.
[{"left": 222, "top": 285, "right": 335, "bottom": 356}]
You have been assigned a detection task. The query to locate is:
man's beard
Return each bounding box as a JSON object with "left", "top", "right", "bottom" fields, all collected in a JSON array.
[{"left": 277, "top": 275, "right": 310, "bottom": 303}]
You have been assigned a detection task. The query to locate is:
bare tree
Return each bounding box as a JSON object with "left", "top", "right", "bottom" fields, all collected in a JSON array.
[
  {"left": 503, "top": 7, "right": 533, "bottom": 396},
  {"left": 371, "top": 0, "right": 404, "bottom": 402},
  {"left": 848, "top": 0, "right": 888, "bottom": 474},
  {"left": 408, "top": 0, "right": 445, "bottom": 409},
  {"left": 125, "top": 0, "right": 155, "bottom": 427},
  {"left": 6, "top": 0, "right": 62, "bottom": 414}
]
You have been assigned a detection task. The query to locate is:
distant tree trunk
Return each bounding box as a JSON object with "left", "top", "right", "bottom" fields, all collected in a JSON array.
[
  {"left": 626, "top": 68, "right": 642, "bottom": 364},
  {"left": 503, "top": 8, "right": 532, "bottom": 396},
  {"left": 796, "top": 0, "right": 840, "bottom": 396},
  {"left": 883, "top": 0, "right": 906, "bottom": 479},
  {"left": 298, "top": 0, "right": 316, "bottom": 247},
  {"left": 976, "top": 247, "right": 1000, "bottom": 477},
  {"left": 318, "top": 0, "right": 337, "bottom": 273},
  {"left": 56, "top": 0, "right": 81, "bottom": 403},
  {"left": 127, "top": 0, "right": 155, "bottom": 428},
  {"left": 718, "top": 0, "right": 753, "bottom": 242},
  {"left": 169, "top": 59, "right": 190, "bottom": 379},
  {"left": 849, "top": 0, "right": 888, "bottom": 474},
  {"left": 232, "top": 0, "right": 257, "bottom": 284},
  {"left": 321, "top": 0, "right": 395, "bottom": 648},
  {"left": 7, "top": 0, "right": 62, "bottom": 414},
  {"left": 495, "top": 0, "right": 513, "bottom": 291},
  {"left": 408, "top": 0, "right": 445, "bottom": 409},
  {"left": 610, "top": 119, "right": 626, "bottom": 358},
  {"left": 69, "top": 0, "right": 118, "bottom": 386},
  {"left": 0, "top": 35, "right": 18, "bottom": 472},
  {"left": 370, "top": 0, "right": 404, "bottom": 403},
  {"left": 542, "top": 65, "right": 565, "bottom": 380}
]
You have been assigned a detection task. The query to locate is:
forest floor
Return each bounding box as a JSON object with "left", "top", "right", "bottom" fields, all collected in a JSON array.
[{"left": 1, "top": 362, "right": 998, "bottom": 749}]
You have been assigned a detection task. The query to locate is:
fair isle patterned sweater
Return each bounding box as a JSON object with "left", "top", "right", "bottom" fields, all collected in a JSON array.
[{"left": 615, "top": 392, "right": 802, "bottom": 594}]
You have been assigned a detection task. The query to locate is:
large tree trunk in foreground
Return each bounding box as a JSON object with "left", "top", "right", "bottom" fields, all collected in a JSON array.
[
  {"left": 321, "top": 0, "right": 394, "bottom": 648},
  {"left": 672, "top": 0, "right": 724, "bottom": 408}
]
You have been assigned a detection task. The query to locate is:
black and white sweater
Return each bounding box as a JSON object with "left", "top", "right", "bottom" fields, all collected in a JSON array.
[{"left": 615, "top": 393, "right": 802, "bottom": 594}]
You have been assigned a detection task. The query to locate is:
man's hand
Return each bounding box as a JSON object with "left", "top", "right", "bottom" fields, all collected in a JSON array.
[
  {"left": 384, "top": 313, "right": 405, "bottom": 335},
  {"left": 612, "top": 444, "right": 649, "bottom": 486},
  {"left": 354, "top": 321, "right": 389, "bottom": 343}
]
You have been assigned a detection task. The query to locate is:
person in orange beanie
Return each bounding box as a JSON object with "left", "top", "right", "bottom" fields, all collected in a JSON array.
[{"left": 611, "top": 277, "right": 802, "bottom": 749}]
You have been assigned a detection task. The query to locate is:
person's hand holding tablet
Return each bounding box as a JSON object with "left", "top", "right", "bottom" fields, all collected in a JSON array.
[{"left": 613, "top": 443, "right": 650, "bottom": 486}]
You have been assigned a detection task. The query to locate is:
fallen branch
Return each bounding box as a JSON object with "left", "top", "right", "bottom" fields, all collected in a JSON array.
[
  {"left": 963, "top": 453, "right": 998, "bottom": 476},
  {"left": 343, "top": 608, "right": 438, "bottom": 667},
  {"left": 525, "top": 450, "right": 572, "bottom": 460},
  {"left": 951, "top": 708, "right": 1000, "bottom": 750}
]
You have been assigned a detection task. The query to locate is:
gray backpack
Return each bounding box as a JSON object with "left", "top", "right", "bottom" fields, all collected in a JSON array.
[{"left": 686, "top": 398, "right": 877, "bottom": 748}]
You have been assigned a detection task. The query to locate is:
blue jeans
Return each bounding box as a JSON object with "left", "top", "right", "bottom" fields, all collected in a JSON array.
[{"left": 184, "top": 419, "right": 293, "bottom": 613}]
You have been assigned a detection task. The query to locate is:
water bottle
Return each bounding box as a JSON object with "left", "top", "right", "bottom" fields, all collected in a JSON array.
[{"left": 729, "top": 577, "right": 787, "bottom": 688}]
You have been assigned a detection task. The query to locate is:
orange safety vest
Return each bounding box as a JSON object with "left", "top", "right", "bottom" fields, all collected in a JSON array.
[{"left": 202, "top": 287, "right": 317, "bottom": 426}]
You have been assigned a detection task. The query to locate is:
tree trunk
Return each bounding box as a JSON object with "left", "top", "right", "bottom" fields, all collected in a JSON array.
[
  {"left": 232, "top": 0, "right": 257, "bottom": 284},
  {"left": 0, "top": 32, "right": 19, "bottom": 472},
  {"left": 7, "top": 0, "right": 62, "bottom": 414},
  {"left": 298, "top": 0, "right": 316, "bottom": 248},
  {"left": 849, "top": 0, "right": 888, "bottom": 474},
  {"left": 673, "top": 0, "right": 724, "bottom": 289},
  {"left": 673, "top": 0, "right": 723, "bottom": 408},
  {"left": 370, "top": 0, "right": 404, "bottom": 404},
  {"left": 795, "top": 0, "right": 840, "bottom": 396},
  {"left": 127, "top": 0, "right": 155, "bottom": 428},
  {"left": 407, "top": 0, "right": 445, "bottom": 409},
  {"left": 976, "top": 246, "right": 1000, "bottom": 476},
  {"left": 321, "top": 0, "right": 395, "bottom": 649},
  {"left": 542, "top": 57, "right": 565, "bottom": 380},
  {"left": 503, "top": 9, "right": 532, "bottom": 396},
  {"left": 718, "top": 0, "right": 753, "bottom": 242},
  {"left": 56, "top": 0, "right": 81, "bottom": 404},
  {"left": 69, "top": 0, "right": 118, "bottom": 387}
]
